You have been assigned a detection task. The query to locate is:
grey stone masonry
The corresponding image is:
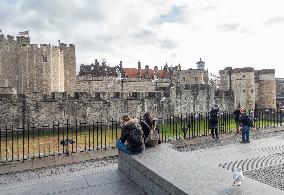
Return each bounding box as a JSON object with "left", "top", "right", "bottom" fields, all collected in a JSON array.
[
  {"left": 118, "top": 149, "right": 186, "bottom": 195},
  {"left": 118, "top": 137, "right": 284, "bottom": 195}
]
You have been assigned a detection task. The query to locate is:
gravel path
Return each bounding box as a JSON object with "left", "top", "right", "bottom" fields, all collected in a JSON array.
[{"left": 173, "top": 128, "right": 284, "bottom": 152}]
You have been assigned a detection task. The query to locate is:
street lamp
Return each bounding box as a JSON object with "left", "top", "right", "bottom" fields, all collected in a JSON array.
[
  {"left": 115, "top": 68, "right": 123, "bottom": 91},
  {"left": 152, "top": 74, "right": 159, "bottom": 91},
  {"left": 160, "top": 97, "right": 166, "bottom": 123}
]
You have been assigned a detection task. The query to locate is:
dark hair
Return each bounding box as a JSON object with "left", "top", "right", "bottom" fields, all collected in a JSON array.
[
  {"left": 143, "top": 112, "right": 153, "bottom": 125},
  {"left": 122, "top": 115, "right": 131, "bottom": 122}
]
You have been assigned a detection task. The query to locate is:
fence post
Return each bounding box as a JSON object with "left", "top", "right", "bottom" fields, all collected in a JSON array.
[
  {"left": 0, "top": 127, "right": 1, "bottom": 162},
  {"left": 22, "top": 126, "right": 25, "bottom": 162}
]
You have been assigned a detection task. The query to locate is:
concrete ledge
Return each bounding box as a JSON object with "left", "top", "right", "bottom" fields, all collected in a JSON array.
[
  {"left": 118, "top": 146, "right": 187, "bottom": 195},
  {"left": 118, "top": 142, "right": 284, "bottom": 195}
]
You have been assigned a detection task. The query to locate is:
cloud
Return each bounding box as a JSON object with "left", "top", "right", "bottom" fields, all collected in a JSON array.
[
  {"left": 131, "top": 30, "right": 159, "bottom": 44},
  {"left": 159, "top": 37, "right": 178, "bottom": 49},
  {"left": 217, "top": 23, "right": 240, "bottom": 31},
  {"left": 265, "top": 17, "right": 284, "bottom": 26},
  {"left": 157, "top": 5, "right": 187, "bottom": 24},
  {"left": 1, "top": 0, "right": 284, "bottom": 78},
  {"left": 202, "top": 5, "right": 218, "bottom": 10},
  {"left": 130, "top": 29, "right": 177, "bottom": 49}
]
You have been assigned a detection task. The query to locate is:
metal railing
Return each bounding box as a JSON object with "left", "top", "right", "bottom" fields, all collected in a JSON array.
[{"left": 1, "top": 109, "right": 283, "bottom": 164}]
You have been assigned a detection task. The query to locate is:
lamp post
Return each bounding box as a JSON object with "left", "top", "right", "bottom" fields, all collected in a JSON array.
[{"left": 160, "top": 97, "right": 166, "bottom": 121}]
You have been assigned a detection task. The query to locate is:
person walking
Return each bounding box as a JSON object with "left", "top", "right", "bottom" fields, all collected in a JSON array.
[
  {"left": 116, "top": 115, "right": 145, "bottom": 154},
  {"left": 239, "top": 108, "right": 252, "bottom": 143},
  {"left": 208, "top": 105, "right": 220, "bottom": 140}
]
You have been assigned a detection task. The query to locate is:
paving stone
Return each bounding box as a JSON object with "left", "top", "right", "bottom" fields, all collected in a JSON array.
[
  {"left": 88, "top": 148, "right": 118, "bottom": 160},
  {"left": 9, "top": 160, "right": 32, "bottom": 173},
  {"left": 54, "top": 155, "right": 73, "bottom": 166},
  {"left": 245, "top": 163, "right": 284, "bottom": 191},
  {"left": 59, "top": 179, "right": 145, "bottom": 195},
  {"left": 84, "top": 169, "right": 128, "bottom": 187},
  {"left": 2, "top": 175, "right": 88, "bottom": 195},
  {"left": 71, "top": 152, "right": 91, "bottom": 163},
  {"left": 173, "top": 128, "right": 284, "bottom": 152},
  {"left": 0, "top": 164, "right": 11, "bottom": 175},
  {"left": 32, "top": 156, "right": 55, "bottom": 169}
]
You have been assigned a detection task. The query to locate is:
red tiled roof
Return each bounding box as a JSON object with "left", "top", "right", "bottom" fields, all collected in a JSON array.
[
  {"left": 123, "top": 68, "right": 171, "bottom": 79},
  {"left": 123, "top": 68, "right": 138, "bottom": 78}
]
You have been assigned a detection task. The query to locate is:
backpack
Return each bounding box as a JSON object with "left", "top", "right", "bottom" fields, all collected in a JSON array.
[
  {"left": 246, "top": 115, "right": 254, "bottom": 127},
  {"left": 142, "top": 120, "right": 159, "bottom": 147},
  {"left": 128, "top": 124, "right": 143, "bottom": 148}
]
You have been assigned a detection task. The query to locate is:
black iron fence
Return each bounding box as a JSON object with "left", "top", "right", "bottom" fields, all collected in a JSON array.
[{"left": 1, "top": 109, "right": 284, "bottom": 163}]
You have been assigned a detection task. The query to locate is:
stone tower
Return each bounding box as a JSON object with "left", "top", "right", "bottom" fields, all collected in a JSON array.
[
  {"left": 196, "top": 58, "right": 205, "bottom": 70},
  {"left": 219, "top": 67, "right": 276, "bottom": 110},
  {"left": 254, "top": 69, "right": 276, "bottom": 109},
  {"left": 0, "top": 34, "right": 76, "bottom": 94}
]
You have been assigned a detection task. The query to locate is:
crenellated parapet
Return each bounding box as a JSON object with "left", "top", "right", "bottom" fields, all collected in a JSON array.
[{"left": 0, "top": 34, "right": 30, "bottom": 44}]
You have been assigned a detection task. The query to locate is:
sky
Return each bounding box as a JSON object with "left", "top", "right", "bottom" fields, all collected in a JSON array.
[{"left": 1, "top": 0, "right": 284, "bottom": 77}]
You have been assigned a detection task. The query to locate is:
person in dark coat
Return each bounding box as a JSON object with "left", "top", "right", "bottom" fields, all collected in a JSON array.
[
  {"left": 233, "top": 106, "right": 241, "bottom": 134},
  {"left": 140, "top": 112, "right": 161, "bottom": 146},
  {"left": 239, "top": 108, "right": 251, "bottom": 143},
  {"left": 116, "top": 115, "right": 144, "bottom": 154},
  {"left": 209, "top": 105, "right": 220, "bottom": 140}
]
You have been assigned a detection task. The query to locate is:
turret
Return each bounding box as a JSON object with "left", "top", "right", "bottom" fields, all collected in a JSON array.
[{"left": 196, "top": 58, "right": 205, "bottom": 70}]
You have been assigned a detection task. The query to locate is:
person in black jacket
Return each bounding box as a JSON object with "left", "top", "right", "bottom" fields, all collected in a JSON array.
[
  {"left": 116, "top": 115, "right": 144, "bottom": 154},
  {"left": 239, "top": 108, "right": 251, "bottom": 143},
  {"left": 233, "top": 106, "right": 241, "bottom": 134},
  {"left": 209, "top": 105, "right": 220, "bottom": 140},
  {"left": 140, "top": 112, "right": 161, "bottom": 146}
]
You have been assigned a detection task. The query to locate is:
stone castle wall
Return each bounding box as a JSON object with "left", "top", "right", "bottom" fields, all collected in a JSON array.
[
  {"left": 172, "top": 69, "right": 209, "bottom": 85},
  {"left": 75, "top": 75, "right": 172, "bottom": 92},
  {"left": 0, "top": 84, "right": 231, "bottom": 127},
  {"left": 0, "top": 35, "right": 76, "bottom": 94}
]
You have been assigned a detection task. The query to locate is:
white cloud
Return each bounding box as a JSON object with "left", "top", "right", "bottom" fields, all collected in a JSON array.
[{"left": 1, "top": 0, "right": 284, "bottom": 77}]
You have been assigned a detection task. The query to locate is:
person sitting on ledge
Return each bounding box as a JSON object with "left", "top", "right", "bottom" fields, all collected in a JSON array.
[
  {"left": 140, "top": 112, "right": 161, "bottom": 147},
  {"left": 116, "top": 115, "right": 144, "bottom": 154}
]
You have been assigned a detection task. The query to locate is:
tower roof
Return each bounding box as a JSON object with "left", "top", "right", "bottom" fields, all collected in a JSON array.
[{"left": 196, "top": 58, "right": 205, "bottom": 64}]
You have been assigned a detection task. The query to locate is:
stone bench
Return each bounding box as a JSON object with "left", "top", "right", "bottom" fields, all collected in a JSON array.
[
  {"left": 118, "top": 142, "right": 284, "bottom": 195},
  {"left": 118, "top": 144, "right": 187, "bottom": 195}
]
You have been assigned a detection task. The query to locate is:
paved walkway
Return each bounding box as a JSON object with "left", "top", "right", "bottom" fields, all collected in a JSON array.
[
  {"left": 126, "top": 127, "right": 284, "bottom": 194},
  {"left": 0, "top": 127, "right": 284, "bottom": 194},
  {"left": 0, "top": 157, "right": 145, "bottom": 195},
  {"left": 0, "top": 148, "right": 118, "bottom": 175}
]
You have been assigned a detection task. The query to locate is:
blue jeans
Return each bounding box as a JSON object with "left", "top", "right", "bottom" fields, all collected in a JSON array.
[
  {"left": 116, "top": 139, "right": 144, "bottom": 154},
  {"left": 241, "top": 126, "right": 250, "bottom": 142}
]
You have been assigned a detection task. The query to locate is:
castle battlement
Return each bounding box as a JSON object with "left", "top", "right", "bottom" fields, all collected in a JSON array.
[
  {"left": 0, "top": 34, "right": 74, "bottom": 51},
  {"left": 255, "top": 69, "right": 275, "bottom": 75},
  {"left": 38, "top": 91, "right": 165, "bottom": 102},
  {"left": 0, "top": 34, "right": 30, "bottom": 44}
]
